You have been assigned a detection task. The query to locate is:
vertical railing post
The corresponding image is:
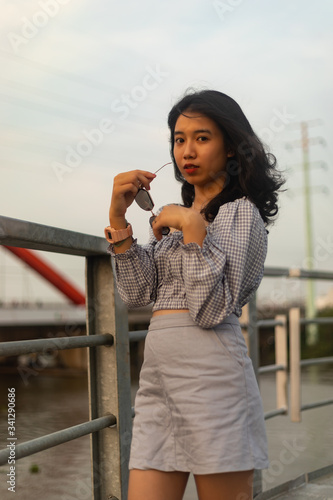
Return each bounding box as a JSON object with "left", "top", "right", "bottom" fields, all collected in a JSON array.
[
  {"left": 289, "top": 307, "right": 301, "bottom": 422},
  {"left": 248, "top": 294, "right": 262, "bottom": 497},
  {"left": 86, "top": 255, "right": 132, "bottom": 500},
  {"left": 275, "top": 315, "right": 288, "bottom": 413}
]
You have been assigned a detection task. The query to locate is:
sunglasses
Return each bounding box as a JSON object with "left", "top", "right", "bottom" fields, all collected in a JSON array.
[{"left": 135, "top": 162, "right": 172, "bottom": 235}]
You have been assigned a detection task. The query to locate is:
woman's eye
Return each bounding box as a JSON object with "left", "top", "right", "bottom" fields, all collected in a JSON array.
[
  {"left": 198, "top": 136, "right": 208, "bottom": 142},
  {"left": 175, "top": 137, "right": 184, "bottom": 144}
]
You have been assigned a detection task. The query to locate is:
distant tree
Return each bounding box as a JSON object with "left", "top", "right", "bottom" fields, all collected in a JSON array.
[{"left": 302, "top": 307, "right": 333, "bottom": 359}]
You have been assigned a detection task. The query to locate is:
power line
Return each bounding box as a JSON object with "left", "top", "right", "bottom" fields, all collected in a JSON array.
[
  {"left": 0, "top": 49, "right": 120, "bottom": 93},
  {"left": 0, "top": 77, "right": 108, "bottom": 116},
  {"left": 0, "top": 92, "right": 99, "bottom": 125}
]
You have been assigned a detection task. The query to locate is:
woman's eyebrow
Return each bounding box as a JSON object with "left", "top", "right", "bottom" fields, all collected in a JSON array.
[{"left": 174, "top": 129, "right": 212, "bottom": 135}]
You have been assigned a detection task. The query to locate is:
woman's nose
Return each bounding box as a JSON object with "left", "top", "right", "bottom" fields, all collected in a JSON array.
[{"left": 183, "top": 140, "right": 196, "bottom": 159}]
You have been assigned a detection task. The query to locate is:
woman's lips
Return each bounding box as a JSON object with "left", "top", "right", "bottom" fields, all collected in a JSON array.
[{"left": 184, "top": 164, "right": 199, "bottom": 174}]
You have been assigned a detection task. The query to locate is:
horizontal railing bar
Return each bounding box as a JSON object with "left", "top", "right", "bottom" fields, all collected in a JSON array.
[
  {"left": 0, "top": 215, "right": 107, "bottom": 256},
  {"left": 0, "top": 334, "right": 114, "bottom": 357},
  {"left": 128, "top": 318, "right": 332, "bottom": 339},
  {"left": 300, "top": 317, "right": 333, "bottom": 325},
  {"left": 129, "top": 324, "right": 247, "bottom": 341},
  {"left": 300, "top": 356, "right": 333, "bottom": 367},
  {"left": 0, "top": 414, "right": 116, "bottom": 465},
  {"left": 129, "top": 330, "right": 148, "bottom": 342},
  {"left": 263, "top": 267, "right": 291, "bottom": 277},
  {"left": 259, "top": 364, "right": 286, "bottom": 374},
  {"left": 301, "top": 399, "right": 333, "bottom": 412},
  {"left": 264, "top": 407, "right": 287, "bottom": 420},
  {"left": 257, "top": 319, "right": 284, "bottom": 328},
  {"left": 264, "top": 266, "right": 333, "bottom": 280}
]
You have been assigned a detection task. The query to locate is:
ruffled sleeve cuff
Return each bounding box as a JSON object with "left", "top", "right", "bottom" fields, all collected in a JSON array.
[{"left": 106, "top": 238, "right": 139, "bottom": 259}]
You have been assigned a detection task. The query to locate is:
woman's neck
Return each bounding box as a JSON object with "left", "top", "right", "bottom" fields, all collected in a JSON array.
[
  {"left": 192, "top": 186, "right": 220, "bottom": 212},
  {"left": 192, "top": 176, "right": 226, "bottom": 208}
]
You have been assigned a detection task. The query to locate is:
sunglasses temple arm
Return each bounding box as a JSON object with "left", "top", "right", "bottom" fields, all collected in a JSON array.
[{"left": 153, "top": 161, "right": 172, "bottom": 175}]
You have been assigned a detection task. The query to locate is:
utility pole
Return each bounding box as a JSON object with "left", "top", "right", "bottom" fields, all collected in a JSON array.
[
  {"left": 286, "top": 119, "right": 326, "bottom": 345},
  {"left": 301, "top": 122, "right": 317, "bottom": 345}
]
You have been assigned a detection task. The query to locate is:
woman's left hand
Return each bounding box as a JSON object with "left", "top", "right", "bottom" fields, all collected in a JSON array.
[{"left": 152, "top": 205, "right": 207, "bottom": 246}]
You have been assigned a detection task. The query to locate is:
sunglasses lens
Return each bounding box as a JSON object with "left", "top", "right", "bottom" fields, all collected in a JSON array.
[
  {"left": 149, "top": 216, "right": 170, "bottom": 235},
  {"left": 135, "top": 189, "right": 154, "bottom": 211}
]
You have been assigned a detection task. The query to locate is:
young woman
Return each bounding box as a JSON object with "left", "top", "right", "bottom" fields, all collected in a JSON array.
[{"left": 106, "top": 90, "right": 284, "bottom": 500}]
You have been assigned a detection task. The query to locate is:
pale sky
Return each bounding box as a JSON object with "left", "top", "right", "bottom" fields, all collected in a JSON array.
[{"left": 1, "top": 0, "right": 332, "bottom": 307}]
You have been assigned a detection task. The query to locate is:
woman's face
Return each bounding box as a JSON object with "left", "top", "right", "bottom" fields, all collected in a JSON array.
[{"left": 173, "top": 111, "right": 232, "bottom": 196}]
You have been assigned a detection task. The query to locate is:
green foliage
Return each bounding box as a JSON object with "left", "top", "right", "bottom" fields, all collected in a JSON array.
[
  {"left": 29, "top": 464, "right": 39, "bottom": 473},
  {"left": 301, "top": 307, "right": 333, "bottom": 359}
]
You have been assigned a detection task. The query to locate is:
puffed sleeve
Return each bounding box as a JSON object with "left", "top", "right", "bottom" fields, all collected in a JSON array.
[
  {"left": 180, "top": 198, "right": 267, "bottom": 328},
  {"left": 107, "top": 233, "right": 158, "bottom": 308}
]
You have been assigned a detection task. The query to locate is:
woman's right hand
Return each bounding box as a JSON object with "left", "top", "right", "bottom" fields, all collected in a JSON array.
[{"left": 109, "top": 170, "right": 156, "bottom": 225}]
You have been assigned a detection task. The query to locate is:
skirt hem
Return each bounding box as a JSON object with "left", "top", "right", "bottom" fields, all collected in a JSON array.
[{"left": 129, "top": 460, "right": 270, "bottom": 474}]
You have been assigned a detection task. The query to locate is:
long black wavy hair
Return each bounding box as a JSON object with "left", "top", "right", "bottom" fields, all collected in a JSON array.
[{"left": 167, "top": 89, "right": 285, "bottom": 226}]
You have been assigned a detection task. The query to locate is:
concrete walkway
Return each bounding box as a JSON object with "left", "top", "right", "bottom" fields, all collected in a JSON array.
[{"left": 256, "top": 465, "right": 333, "bottom": 499}]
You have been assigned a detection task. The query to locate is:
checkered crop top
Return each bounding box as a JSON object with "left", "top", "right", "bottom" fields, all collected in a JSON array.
[{"left": 108, "top": 197, "right": 267, "bottom": 328}]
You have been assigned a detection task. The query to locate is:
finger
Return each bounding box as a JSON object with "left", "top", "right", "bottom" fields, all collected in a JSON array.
[
  {"left": 116, "top": 173, "right": 153, "bottom": 192},
  {"left": 151, "top": 215, "right": 170, "bottom": 238},
  {"left": 134, "top": 169, "right": 157, "bottom": 180},
  {"left": 114, "top": 183, "right": 138, "bottom": 197},
  {"left": 135, "top": 172, "right": 156, "bottom": 190},
  {"left": 152, "top": 223, "right": 163, "bottom": 241},
  {"left": 114, "top": 170, "right": 155, "bottom": 186}
]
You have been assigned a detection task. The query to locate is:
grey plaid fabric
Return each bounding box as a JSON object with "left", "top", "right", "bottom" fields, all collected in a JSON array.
[{"left": 108, "top": 197, "right": 267, "bottom": 328}]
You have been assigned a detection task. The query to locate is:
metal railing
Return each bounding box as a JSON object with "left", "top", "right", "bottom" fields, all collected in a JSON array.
[
  {"left": 289, "top": 308, "right": 333, "bottom": 422},
  {"left": 0, "top": 215, "right": 132, "bottom": 500},
  {"left": 250, "top": 267, "right": 333, "bottom": 426},
  {"left": 1, "top": 215, "right": 333, "bottom": 499},
  {"left": 259, "top": 316, "right": 288, "bottom": 420},
  {"left": 254, "top": 309, "right": 333, "bottom": 422}
]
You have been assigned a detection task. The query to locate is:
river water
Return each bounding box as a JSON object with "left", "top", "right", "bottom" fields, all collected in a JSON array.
[{"left": 0, "top": 365, "right": 332, "bottom": 500}]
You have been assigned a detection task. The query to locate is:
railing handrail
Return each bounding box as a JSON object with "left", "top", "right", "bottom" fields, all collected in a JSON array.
[
  {"left": 0, "top": 333, "right": 114, "bottom": 356},
  {"left": 263, "top": 266, "right": 333, "bottom": 280},
  {"left": 0, "top": 215, "right": 107, "bottom": 256},
  {"left": 0, "top": 415, "right": 116, "bottom": 466}
]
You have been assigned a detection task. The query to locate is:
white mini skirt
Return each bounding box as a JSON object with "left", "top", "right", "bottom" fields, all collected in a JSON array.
[{"left": 129, "top": 312, "right": 269, "bottom": 474}]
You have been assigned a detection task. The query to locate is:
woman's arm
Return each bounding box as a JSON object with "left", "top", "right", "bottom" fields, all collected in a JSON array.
[
  {"left": 107, "top": 169, "right": 158, "bottom": 305},
  {"left": 151, "top": 204, "right": 207, "bottom": 246},
  {"left": 109, "top": 169, "right": 156, "bottom": 253},
  {"left": 108, "top": 238, "right": 158, "bottom": 307},
  {"left": 180, "top": 199, "right": 267, "bottom": 328}
]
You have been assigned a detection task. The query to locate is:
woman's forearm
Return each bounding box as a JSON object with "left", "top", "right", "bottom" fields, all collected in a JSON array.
[
  {"left": 109, "top": 213, "right": 133, "bottom": 254},
  {"left": 181, "top": 212, "right": 207, "bottom": 247}
]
